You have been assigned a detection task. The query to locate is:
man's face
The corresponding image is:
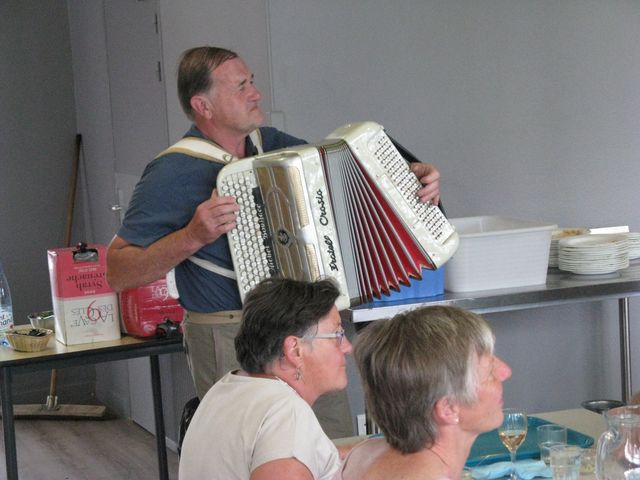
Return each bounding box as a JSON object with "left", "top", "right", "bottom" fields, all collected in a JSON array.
[{"left": 206, "top": 57, "right": 265, "bottom": 135}]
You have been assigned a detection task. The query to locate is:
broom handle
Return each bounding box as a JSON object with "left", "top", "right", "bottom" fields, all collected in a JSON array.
[
  {"left": 63, "top": 134, "right": 82, "bottom": 248},
  {"left": 49, "top": 369, "right": 57, "bottom": 398},
  {"left": 49, "top": 134, "right": 82, "bottom": 400}
]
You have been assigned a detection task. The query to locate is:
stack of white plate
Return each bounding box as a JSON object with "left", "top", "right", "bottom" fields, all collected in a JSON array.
[
  {"left": 628, "top": 233, "right": 640, "bottom": 260},
  {"left": 558, "top": 234, "right": 630, "bottom": 275},
  {"left": 549, "top": 228, "right": 589, "bottom": 267}
]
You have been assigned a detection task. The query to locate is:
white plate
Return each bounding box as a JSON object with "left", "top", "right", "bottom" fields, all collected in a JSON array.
[
  {"left": 552, "top": 228, "right": 590, "bottom": 240},
  {"left": 558, "top": 233, "right": 629, "bottom": 248},
  {"left": 559, "top": 264, "right": 628, "bottom": 275},
  {"left": 559, "top": 253, "right": 628, "bottom": 263},
  {"left": 628, "top": 233, "right": 640, "bottom": 260},
  {"left": 557, "top": 233, "right": 630, "bottom": 275}
]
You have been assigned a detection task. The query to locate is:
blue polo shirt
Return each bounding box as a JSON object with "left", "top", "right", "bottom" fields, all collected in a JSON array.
[{"left": 117, "top": 125, "right": 305, "bottom": 312}]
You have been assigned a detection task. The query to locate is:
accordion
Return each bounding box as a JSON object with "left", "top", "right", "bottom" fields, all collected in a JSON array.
[{"left": 217, "top": 121, "right": 459, "bottom": 309}]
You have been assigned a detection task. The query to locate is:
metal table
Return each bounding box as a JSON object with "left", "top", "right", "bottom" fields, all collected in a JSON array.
[
  {"left": 0, "top": 335, "right": 184, "bottom": 480},
  {"left": 351, "top": 263, "right": 640, "bottom": 402}
]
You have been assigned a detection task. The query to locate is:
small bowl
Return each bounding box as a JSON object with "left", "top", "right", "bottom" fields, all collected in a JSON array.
[
  {"left": 581, "top": 399, "right": 626, "bottom": 414},
  {"left": 28, "top": 310, "right": 55, "bottom": 331},
  {"left": 5, "top": 327, "right": 54, "bottom": 352}
]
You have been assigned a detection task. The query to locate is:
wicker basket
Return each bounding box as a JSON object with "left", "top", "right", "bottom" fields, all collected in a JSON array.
[{"left": 5, "top": 327, "right": 53, "bottom": 352}]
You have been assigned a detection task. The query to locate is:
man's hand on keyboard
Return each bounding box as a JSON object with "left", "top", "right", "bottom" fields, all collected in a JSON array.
[
  {"left": 185, "top": 189, "right": 240, "bottom": 247},
  {"left": 410, "top": 162, "right": 440, "bottom": 206}
]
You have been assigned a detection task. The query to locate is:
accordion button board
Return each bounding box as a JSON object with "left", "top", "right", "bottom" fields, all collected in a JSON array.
[
  {"left": 326, "top": 122, "right": 457, "bottom": 253},
  {"left": 217, "top": 121, "right": 459, "bottom": 308},
  {"left": 219, "top": 168, "right": 272, "bottom": 291}
]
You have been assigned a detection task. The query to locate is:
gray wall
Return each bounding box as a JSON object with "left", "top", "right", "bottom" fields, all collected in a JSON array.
[
  {"left": 1, "top": 1, "right": 77, "bottom": 330},
  {"left": 266, "top": 0, "right": 640, "bottom": 412},
  {"left": 66, "top": 0, "right": 134, "bottom": 422},
  {"left": 0, "top": 0, "right": 97, "bottom": 403}
]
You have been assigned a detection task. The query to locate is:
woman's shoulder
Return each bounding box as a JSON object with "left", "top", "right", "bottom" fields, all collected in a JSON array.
[
  {"left": 339, "top": 438, "right": 455, "bottom": 480},
  {"left": 350, "top": 437, "right": 389, "bottom": 455},
  {"left": 339, "top": 437, "right": 390, "bottom": 479}
]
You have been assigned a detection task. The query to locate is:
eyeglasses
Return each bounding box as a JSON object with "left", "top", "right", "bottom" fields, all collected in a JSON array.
[{"left": 303, "top": 328, "right": 346, "bottom": 346}]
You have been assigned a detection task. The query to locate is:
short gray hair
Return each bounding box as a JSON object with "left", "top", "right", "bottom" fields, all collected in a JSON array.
[
  {"left": 235, "top": 278, "right": 341, "bottom": 373},
  {"left": 177, "top": 46, "right": 238, "bottom": 119},
  {"left": 354, "top": 306, "right": 494, "bottom": 453}
]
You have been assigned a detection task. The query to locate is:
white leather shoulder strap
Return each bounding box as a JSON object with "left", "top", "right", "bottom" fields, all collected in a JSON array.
[
  {"left": 166, "top": 255, "right": 237, "bottom": 299},
  {"left": 156, "top": 137, "right": 235, "bottom": 164},
  {"left": 157, "top": 129, "right": 264, "bottom": 163},
  {"left": 249, "top": 129, "right": 264, "bottom": 154},
  {"left": 187, "top": 255, "right": 237, "bottom": 280}
]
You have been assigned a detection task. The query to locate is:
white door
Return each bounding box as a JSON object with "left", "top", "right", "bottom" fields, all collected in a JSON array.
[{"left": 104, "top": 0, "right": 169, "bottom": 434}]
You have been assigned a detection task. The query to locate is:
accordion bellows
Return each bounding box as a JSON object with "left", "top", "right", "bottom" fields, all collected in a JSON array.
[{"left": 217, "top": 121, "right": 459, "bottom": 309}]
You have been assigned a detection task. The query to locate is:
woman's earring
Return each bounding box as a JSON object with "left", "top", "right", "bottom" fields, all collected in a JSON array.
[{"left": 295, "top": 367, "right": 302, "bottom": 381}]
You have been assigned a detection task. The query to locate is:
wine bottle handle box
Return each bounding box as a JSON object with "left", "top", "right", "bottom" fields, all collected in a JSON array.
[{"left": 47, "top": 243, "right": 121, "bottom": 346}]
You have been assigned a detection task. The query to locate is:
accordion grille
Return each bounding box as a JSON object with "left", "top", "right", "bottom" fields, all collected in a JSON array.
[
  {"left": 305, "top": 244, "right": 320, "bottom": 281},
  {"left": 288, "top": 167, "right": 309, "bottom": 228}
]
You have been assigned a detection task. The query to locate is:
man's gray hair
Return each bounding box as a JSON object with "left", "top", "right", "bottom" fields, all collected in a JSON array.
[{"left": 177, "top": 46, "right": 238, "bottom": 120}]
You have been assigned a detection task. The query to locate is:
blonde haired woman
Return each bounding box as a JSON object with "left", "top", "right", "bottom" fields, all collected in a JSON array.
[{"left": 338, "top": 306, "right": 512, "bottom": 480}]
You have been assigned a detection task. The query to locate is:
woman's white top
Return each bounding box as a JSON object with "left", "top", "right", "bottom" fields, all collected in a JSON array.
[{"left": 179, "top": 372, "right": 341, "bottom": 479}]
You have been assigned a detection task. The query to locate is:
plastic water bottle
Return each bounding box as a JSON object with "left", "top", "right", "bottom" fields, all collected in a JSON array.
[{"left": 0, "top": 260, "right": 14, "bottom": 347}]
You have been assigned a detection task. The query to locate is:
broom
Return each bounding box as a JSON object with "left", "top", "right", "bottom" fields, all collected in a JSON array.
[{"left": 13, "top": 134, "right": 107, "bottom": 419}]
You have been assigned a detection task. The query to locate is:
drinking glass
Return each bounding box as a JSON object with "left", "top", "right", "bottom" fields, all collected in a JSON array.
[
  {"left": 499, "top": 408, "right": 528, "bottom": 480},
  {"left": 549, "top": 444, "right": 582, "bottom": 480},
  {"left": 536, "top": 424, "right": 567, "bottom": 465}
]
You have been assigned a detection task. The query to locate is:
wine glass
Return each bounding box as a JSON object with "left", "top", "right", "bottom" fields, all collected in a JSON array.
[{"left": 499, "top": 408, "right": 528, "bottom": 479}]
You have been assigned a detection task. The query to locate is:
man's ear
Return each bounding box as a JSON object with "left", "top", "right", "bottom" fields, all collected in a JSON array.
[
  {"left": 433, "top": 396, "right": 460, "bottom": 426},
  {"left": 190, "top": 95, "right": 211, "bottom": 118}
]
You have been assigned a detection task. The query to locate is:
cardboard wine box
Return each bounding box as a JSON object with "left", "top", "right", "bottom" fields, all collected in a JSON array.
[
  {"left": 47, "top": 243, "right": 121, "bottom": 345},
  {"left": 119, "top": 278, "right": 184, "bottom": 337}
]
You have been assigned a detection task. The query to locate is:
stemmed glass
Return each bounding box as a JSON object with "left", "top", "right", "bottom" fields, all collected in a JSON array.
[{"left": 499, "top": 408, "right": 528, "bottom": 479}]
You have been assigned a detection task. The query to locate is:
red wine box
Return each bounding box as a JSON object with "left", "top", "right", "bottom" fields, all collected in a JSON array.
[{"left": 47, "top": 244, "right": 121, "bottom": 345}]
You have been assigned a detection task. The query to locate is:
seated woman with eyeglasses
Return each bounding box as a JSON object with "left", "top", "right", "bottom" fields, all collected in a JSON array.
[
  {"left": 179, "top": 277, "right": 352, "bottom": 480},
  {"left": 337, "top": 306, "right": 512, "bottom": 480}
]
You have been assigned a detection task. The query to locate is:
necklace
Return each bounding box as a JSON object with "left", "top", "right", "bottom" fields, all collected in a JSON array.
[
  {"left": 429, "top": 448, "right": 449, "bottom": 468},
  {"left": 245, "top": 371, "right": 306, "bottom": 400},
  {"left": 246, "top": 372, "right": 283, "bottom": 382}
]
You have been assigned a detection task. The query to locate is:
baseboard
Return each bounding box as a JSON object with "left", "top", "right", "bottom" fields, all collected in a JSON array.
[{"left": 11, "top": 403, "right": 107, "bottom": 419}]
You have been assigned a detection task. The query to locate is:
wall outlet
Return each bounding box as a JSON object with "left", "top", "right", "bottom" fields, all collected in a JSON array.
[{"left": 356, "top": 413, "right": 367, "bottom": 436}]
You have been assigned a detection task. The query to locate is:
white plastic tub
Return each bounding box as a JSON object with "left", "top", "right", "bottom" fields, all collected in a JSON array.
[{"left": 445, "top": 216, "right": 556, "bottom": 292}]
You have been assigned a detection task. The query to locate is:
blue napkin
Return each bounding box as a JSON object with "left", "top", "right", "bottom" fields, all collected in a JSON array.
[{"left": 470, "top": 459, "right": 552, "bottom": 480}]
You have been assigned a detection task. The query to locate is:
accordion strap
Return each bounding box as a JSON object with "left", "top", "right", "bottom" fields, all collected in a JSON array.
[
  {"left": 167, "top": 252, "right": 239, "bottom": 301},
  {"left": 250, "top": 129, "right": 264, "bottom": 154},
  {"left": 186, "top": 255, "right": 236, "bottom": 280},
  {"left": 162, "top": 130, "right": 262, "bottom": 298},
  {"left": 157, "top": 129, "right": 263, "bottom": 164}
]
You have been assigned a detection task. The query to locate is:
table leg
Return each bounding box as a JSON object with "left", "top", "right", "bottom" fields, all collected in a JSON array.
[
  {"left": 149, "top": 355, "right": 169, "bottom": 480},
  {"left": 619, "top": 297, "right": 632, "bottom": 403},
  {"left": 0, "top": 367, "right": 19, "bottom": 480}
]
